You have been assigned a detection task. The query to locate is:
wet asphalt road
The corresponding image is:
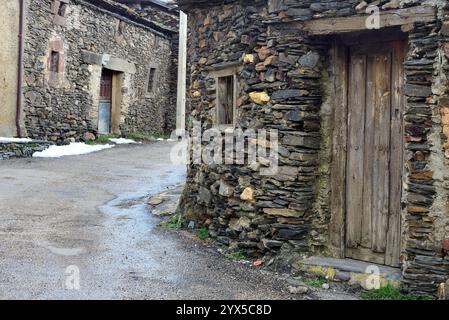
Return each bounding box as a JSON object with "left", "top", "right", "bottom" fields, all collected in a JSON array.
[{"left": 0, "top": 142, "right": 296, "bottom": 300}]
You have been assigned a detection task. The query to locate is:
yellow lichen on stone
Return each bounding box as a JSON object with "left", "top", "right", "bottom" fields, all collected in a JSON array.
[
  {"left": 307, "top": 265, "right": 336, "bottom": 280},
  {"left": 349, "top": 273, "right": 400, "bottom": 290},
  {"left": 249, "top": 91, "right": 270, "bottom": 105},
  {"left": 240, "top": 187, "right": 255, "bottom": 202},
  {"left": 263, "top": 55, "right": 278, "bottom": 66},
  {"left": 243, "top": 54, "right": 255, "bottom": 64}
]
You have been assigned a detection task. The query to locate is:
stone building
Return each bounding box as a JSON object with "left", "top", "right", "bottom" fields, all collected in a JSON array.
[
  {"left": 178, "top": 0, "right": 449, "bottom": 296},
  {"left": 0, "top": 0, "right": 178, "bottom": 143}
]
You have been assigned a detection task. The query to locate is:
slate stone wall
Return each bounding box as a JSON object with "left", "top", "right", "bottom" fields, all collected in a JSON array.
[
  {"left": 400, "top": 11, "right": 448, "bottom": 295},
  {"left": 0, "top": 141, "right": 53, "bottom": 160},
  {"left": 179, "top": 0, "right": 449, "bottom": 295},
  {"left": 22, "top": 0, "right": 177, "bottom": 143}
]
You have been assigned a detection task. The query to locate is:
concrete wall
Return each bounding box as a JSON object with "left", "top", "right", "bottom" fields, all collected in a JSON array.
[{"left": 0, "top": 0, "right": 20, "bottom": 137}]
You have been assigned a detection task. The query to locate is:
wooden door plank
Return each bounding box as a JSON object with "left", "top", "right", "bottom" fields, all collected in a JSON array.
[
  {"left": 385, "top": 41, "right": 406, "bottom": 267},
  {"left": 346, "top": 53, "right": 367, "bottom": 249},
  {"left": 361, "top": 54, "right": 375, "bottom": 249},
  {"left": 329, "top": 43, "right": 348, "bottom": 257},
  {"left": 371, "top": 52, "right": 392, "bottom": 256}
]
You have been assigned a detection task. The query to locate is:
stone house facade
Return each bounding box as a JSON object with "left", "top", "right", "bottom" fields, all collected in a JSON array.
[
  {"left": 178, "top": 0, "right": 449, "bottom": 296},
  {"left": 0, "top": 0, "right": 178, "bottom": 143}
]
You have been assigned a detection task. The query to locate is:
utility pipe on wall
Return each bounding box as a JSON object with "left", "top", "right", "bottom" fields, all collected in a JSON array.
[{"left": 16, "top": 0, "right": 25, "bottom": 137}]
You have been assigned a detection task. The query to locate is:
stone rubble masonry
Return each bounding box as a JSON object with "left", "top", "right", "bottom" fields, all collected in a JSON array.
[
  {"left": 0, "top": 141, "right": 53, "bottom": 160},
  {"left": 22, "top": 0, "right": 178, "bottom": 144},
  {"left": 178, "top": 0, "right": 449, "bottom": 296}
]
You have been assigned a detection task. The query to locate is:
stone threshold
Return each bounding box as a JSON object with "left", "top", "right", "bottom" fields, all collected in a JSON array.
[{"left": 298, "top": 256, "right": 402, "bottom": 287}]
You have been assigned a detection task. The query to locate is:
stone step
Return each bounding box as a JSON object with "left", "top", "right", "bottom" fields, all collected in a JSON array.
[{"left": 297, "top": 256, "right": 402, "bottom": 289}]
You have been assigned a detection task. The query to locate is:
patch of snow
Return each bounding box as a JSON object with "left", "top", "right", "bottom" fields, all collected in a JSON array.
[
  {"left": 156, "top": 138, "right": 164, "bottom": 141},
  {"left": 33, "top": 143, "right": 113, "bottom": 158},
  {"left": 0, "top": 137, "right": 33, "bottom": 143},
  {"left": 109, "top": 138, "right": 139, "bottom": 145}
]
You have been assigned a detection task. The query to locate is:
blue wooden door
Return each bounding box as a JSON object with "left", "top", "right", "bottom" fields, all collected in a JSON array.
[{"left": 98, "top": 102, "right": 111, "bottom": 134}]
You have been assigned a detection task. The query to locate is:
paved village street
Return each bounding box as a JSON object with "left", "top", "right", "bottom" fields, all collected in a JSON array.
[
  {"left": 0, "top": 142, "right": 302, "bottom": 300},
  {"left": 0, "top": 0, "right": 448, "bottom": 304}
]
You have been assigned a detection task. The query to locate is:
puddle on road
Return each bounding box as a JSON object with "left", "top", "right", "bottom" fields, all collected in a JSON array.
[
  {"left": 96, "top": 166, "right": 186, "bottom": 287},
  {"left": 113, "top": 197, "right": 146, "bottom": 209}
]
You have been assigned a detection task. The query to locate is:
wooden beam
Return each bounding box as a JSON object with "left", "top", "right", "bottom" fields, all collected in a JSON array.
[
  {"left": 329, "top": 42, "right": 348, "bottom": 258},
  {"left": 296, "top": 6, "right": 436, "bottom": 36}
]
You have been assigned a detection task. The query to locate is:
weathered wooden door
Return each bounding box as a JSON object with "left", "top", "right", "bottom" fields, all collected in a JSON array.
[
  {"left": 98, "top": 69, "right": 113, "bottom": 134},
  {"left": 345, "top": 41, "right": 405, "bottom": 267}
]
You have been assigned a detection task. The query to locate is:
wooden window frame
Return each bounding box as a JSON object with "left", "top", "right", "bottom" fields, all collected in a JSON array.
[{"left": 210, "top": 67, "right": 239, "bottom": 128}]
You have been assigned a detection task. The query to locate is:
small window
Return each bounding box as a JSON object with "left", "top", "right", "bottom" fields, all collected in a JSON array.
[
  {"left": 147, "top": 68, "right": 157, "bottom": 94},
  {"left": 57, "top": 3, "right": 67, "bottom": 17},
  {"left": 52, "top": 1, "right": 69, "bottom": 26},
  {"left": 117, "top": 20, "right": 126, "bottom": 36},
  {"left": 217, "top": 75, "right": 234, "bottom": 125},
  {"left": 49, "top": 51, "right": 60, "bottom": 82}
]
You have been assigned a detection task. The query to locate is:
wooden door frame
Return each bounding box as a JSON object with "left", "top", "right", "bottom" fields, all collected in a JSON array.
[
  {"left": 328, "top": 40, "right": 349, "bottom": 258},
  {"left": 98, "top": 68, "right": 123, "bottom": 135},
  {"left": 328, "top": 33, "right": 407, "bottom": 265},
  {"left": 111, "top": 71, "right": 124, "bottom": 135}
]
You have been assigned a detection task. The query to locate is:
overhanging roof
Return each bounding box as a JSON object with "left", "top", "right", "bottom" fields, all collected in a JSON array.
[
  {"left": 177, "top": 0, "right": 238, "bottom": 9},
  {"left": 78, "top": 0, "right": 178, "bottom": 35},
  {"left": 115, "top": 0, "right": 178, "bottom": 11}
]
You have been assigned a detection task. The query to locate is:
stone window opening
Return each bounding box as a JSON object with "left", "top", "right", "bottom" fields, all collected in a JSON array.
[
  {"left": 117, "top": 20, "right": 126, "bottom": 36},
  {"left": 52, "top": 0, "right": 69, "bottom": 25},
  {"left": 217, "top": 75, "right": 235, "bottom": 126},
  {"left": 49, "top": 51, "right": 60, "bottom": 82},
  {"left": 146, "top": 67, "right": 157, "bottom": 95},
  {"left": 57, "top": 3, "right": 68, "bottom": 17},
  {"left": 115, "top": 20, "right": 127, "bottom": 45},
  {"left": 47, "top": 39, "right": 64, "bottom": 87}
]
